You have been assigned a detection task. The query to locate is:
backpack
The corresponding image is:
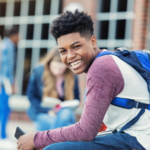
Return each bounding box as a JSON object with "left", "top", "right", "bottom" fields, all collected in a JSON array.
[{"left": 96, "top": 47, "right": 150, "bottom": 132}]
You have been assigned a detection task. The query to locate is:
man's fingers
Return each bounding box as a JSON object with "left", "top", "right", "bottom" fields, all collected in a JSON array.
[
  {"left": 17, "top": 144, "right": 20, "bottom": 149},
  {"left": 17, "top": 141, "right": 21, "bottom": 150}
]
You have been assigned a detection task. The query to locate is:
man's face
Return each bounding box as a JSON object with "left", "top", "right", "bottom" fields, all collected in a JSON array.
[{"left": 57, "top": 32, "right": 98, "bottom": 74}]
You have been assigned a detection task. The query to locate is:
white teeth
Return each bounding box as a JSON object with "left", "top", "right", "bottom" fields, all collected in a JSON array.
[{"left": 70, "top": 60, "right": 81, "bottom": 66}]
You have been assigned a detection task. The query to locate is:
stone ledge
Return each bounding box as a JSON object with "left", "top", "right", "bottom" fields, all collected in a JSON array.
[
  {"left": 9, "top": 95, "right": 30, "bottom": 111},
  {"left": 9, "top": 95, "right": 83, "bottom": 121},
  {"left": 9, "top": 95, "right": 83, "bottom": 115}
]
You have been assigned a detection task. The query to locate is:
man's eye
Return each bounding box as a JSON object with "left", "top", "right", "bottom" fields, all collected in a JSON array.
[
  {"left": 74, "top": 45, "right": 80, "bottom": 49},
  {"left": 60, "top": 50, "right": 66, "bottom": 54}
]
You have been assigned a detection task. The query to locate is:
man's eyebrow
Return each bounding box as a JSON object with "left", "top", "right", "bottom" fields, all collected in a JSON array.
[
  {"left": 71, "top": 41, "right": 80, "bottom": 47},
  {"left": 59, "top": 41, "right": 80, "bottom": 50},
  {"left": 59, "top": 47, "right": 64, "bottom": 50}
]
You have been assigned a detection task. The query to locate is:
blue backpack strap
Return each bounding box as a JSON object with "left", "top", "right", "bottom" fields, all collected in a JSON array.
[
  {"left": 112, "top": 97, "right": 150, "bottom": 132},
  {"left": 96, "top": 49, "right": 150, "bottom": 92},
  {"left": 96, "top": 50, "right": 150, "bottom": 131},
  {"left": 112, "top": 97, "right": 150, "bottom": 110},
  {"left": 118, "top": 105, "right": 145, "bottom": 133},
  {"left": 114, "top": 50, "right": 150, "bottom": 93}
]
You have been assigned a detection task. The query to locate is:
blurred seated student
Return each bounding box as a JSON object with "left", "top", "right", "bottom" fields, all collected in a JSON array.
[{"left": 26, "top": 47, "right": 80, "bottom": 131}]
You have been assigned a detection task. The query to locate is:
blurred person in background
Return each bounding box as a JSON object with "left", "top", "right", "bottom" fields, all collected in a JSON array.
[
  {"left": 26, "top": 47, "right": 80, "bottom": 131},
  {"left": 0, "top": 27, "right": 19, "bottom": 144}
]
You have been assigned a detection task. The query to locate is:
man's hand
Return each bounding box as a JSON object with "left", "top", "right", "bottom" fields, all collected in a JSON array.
[{"left": 17, "top": 131, "right": 36, "bottom": 150}]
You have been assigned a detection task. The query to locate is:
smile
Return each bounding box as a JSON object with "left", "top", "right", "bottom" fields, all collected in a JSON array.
[{"left": 69, "top": 59, "right": 83, "bottom": 69}]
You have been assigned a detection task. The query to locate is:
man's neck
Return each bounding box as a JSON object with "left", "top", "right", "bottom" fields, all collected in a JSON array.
[{"left": 95, "top": 46, "right": 100, "bottom": 55}]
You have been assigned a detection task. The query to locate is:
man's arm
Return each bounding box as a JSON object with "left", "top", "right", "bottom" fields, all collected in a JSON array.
[
  {"left": 33, "top": 55, "right": 124, "bottom": 149},
  {"left": 17, "top": 55, "right": 124, "bottom": 150}
]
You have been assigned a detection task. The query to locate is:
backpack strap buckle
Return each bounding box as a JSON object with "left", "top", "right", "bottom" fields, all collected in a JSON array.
[
  {"left": 127, "top": 100, "right": 149, "bottom": 109},
  {"left": 117, "top": 47, "right": 129, "bottom": 56},
  {"left": 117, "top": 47, "right": 128, "bottom": 51},
  {"left": 134, "top": 102, "right": 142, "bottom": 108}
]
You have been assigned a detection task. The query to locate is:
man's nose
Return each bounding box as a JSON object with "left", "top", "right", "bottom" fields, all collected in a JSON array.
[{"left": 67, "top": 50, "right": 76, "bottom": 59}]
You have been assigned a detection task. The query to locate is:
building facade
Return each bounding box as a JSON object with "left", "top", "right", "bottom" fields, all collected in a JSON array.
[{"left": 0, "top": 0, "right": 149, "bottom": 99}]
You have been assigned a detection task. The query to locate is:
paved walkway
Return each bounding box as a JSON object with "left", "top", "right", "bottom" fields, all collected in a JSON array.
[
  {"left": 0, "top": 99, "right": 83, "bottom": 150},
  {"left": 0, "top": 120, "right": 35, "bottom": 150}
]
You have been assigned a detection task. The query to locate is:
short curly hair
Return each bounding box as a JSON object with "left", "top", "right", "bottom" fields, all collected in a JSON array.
[{"left": 50, "top": 9, "right": 94, "bottom": 41}]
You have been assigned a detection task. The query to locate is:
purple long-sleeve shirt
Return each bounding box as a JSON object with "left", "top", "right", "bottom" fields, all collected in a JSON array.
[{"left": 34, "top": 55, "right": 124, "bottom": 149}]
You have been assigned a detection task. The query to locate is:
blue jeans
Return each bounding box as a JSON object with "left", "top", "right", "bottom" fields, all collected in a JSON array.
[
  {"left": 0, "top": 86, "right": 10, "bottom": 139},
  {"left": 43, "top": 132, "right": 145, "bottom": 150},
  {"left": 35, "top": 108, "right": 76, "bottom": 131}
]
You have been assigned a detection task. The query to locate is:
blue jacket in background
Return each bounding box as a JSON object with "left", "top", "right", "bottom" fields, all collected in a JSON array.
[
  {"left": 0, "top": 37, "right": 16, "bottom": 86},
  {"left": 26, "top": 65, "right": 80, "bottom": 121}
]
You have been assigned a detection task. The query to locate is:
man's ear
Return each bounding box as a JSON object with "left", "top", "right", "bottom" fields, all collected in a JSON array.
[{"left": 91, "top": 35, "right": 97, "bottom": 48}]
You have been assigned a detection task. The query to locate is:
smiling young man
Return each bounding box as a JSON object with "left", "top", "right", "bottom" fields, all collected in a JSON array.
[
  {"left": 17, "top": 10, "right": 149, "bottom": 150},
  {"left": 57, "top": 32, "right": 99, "bottom": 74}
]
